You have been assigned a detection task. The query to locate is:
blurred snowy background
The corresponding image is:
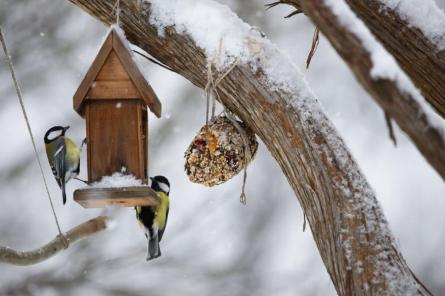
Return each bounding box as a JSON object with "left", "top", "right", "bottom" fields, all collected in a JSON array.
[{"left": 0, "top": 0, "right": 444, "bottom": 295}]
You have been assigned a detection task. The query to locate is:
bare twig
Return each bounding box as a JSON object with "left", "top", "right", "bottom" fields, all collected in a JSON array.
[
  {"left": 385, "top": 112, "right": 397, "bottom": 146},
  {"left": 265, "top": 0, "right": 301, "bottom": 11},
  {"left": 0, "top": 216, "right": 109, "bottom": 266},
  {"left": 285, "top": 10, "right": 302, "bottom": 18},
  {"left": 306, "top": 27, "right": 319, "bottom": 69},
  {"left": 303, "top": 212, "right": 307, "bottom": 232},
  {"left": 132, "top": 49, "right": 174, "bottom": 72},
  {"left": 265, "top": 1, "right": 285, "bottom": 10}
]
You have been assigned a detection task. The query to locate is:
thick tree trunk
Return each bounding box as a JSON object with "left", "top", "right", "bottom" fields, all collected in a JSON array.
[
  {"left": 345, "top": 0, "right": 445, "bottom": 118},
  {"left": 67, "top": 1, "right": 429, "bottom": 295}
]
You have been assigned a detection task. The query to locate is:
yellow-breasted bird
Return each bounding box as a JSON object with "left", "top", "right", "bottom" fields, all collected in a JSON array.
[
  {"left": 135, "top": 176, "right": 170, "bottom": 261},
  {"left": 44, "top": 126, "right": 84, "bottom": 205}
]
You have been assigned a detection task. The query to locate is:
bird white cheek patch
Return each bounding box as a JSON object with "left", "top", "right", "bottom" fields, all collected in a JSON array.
[{"left": 159, "top": 183, "right": 169, "bottom": 193}]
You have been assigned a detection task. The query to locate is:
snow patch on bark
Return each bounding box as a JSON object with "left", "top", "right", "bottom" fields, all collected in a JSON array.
[
  {"left": 380, "top": 0, "right": 445, "bottom": 50},
  {"left": 146, "top": 0, "right": 314, "bottom": 104},
  {"left": 146, "top": 1, "right": 423, "bottom": 293},
  {"left": 324, "top": 0, "right": 445, "bottom": 135}
]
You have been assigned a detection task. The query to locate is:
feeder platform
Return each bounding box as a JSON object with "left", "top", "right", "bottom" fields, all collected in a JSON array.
[{"left": 74, "top": 186, "right": 160, "bottom": 208}]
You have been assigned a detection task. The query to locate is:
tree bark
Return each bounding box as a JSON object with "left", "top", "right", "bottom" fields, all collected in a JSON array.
[
  {"left": 278, "top": 0, "right": 445, "bottom": 182},
  {"left": 0, "top": 216, "right": 108, "bottom": 266},
  {"left": 345, "top": 0, "right": 445, "bottom": 118},
  {"left": 67, "top": 1, "right": 429, "bottom": 295}
]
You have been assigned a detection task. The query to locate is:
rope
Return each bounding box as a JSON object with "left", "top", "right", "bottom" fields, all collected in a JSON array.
[
  {"left": 0, "top": 27, "right": 67, "bottom": 246},
  {"left": 204, "top": 59, "right": 252, "bottom": 205},
  {"left": 112, "top": 0, "right": 121, "bottom": 26},
  {"left": 111, "top": 0, "right": 121, "bottom": 27},
  {"left": 205, "top": 62, "right": 213, "bottom": 126},
  {"left": 224, "top": 109, "right": 251, "bottom": 205}
]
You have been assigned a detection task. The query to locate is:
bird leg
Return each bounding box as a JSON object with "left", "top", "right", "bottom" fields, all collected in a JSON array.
[{"left": 80, "top": 138, "right": 87, "bottom": 152}]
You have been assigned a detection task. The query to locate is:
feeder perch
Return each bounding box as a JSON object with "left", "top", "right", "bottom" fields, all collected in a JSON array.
[{"left": 72, "top": 27, "right": 162, "bottom": 208}]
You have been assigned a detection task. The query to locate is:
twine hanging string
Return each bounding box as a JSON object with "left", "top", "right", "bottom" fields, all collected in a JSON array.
[
  {"left": 224, "top": 109, "right": 252, "bottom": 205},
  {"left": 204, "top": 59, "right": 252, "bottom": 205},
  {"left": 204, "top": 62, "right": 213, "bottom": 126},
  {"left": 112, "top": 0, "right": 121, "bottom": 26},
  {"left": 0, "top": 27, "right": 67, "bottom": 246}
]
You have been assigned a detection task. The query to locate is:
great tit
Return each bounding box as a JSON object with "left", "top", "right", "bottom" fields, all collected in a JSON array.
[
  {"left": 135, "top": 176, "right": 170, "bottom": 261},
  {"left": 44, "top": 126, "right": 83, "bottom": 205}
]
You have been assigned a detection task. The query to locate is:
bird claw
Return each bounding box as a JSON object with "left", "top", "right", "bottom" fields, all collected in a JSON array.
[
  {"left": 74, "top": 177, "right": 88, "bottom": 184},
  {"left": 80, "top": 138, "right": 87, "bottom": 150}
]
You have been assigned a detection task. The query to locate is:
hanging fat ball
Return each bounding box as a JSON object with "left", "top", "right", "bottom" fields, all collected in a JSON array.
[
  {"left": 44, "top": 126, "right": 84, "bottom": 204},
  {"left": 135, "top": 176, "right": 170, "bottom": 261},
  {"left": 184, "top": 115, "right": 258, "bottom": 187}
]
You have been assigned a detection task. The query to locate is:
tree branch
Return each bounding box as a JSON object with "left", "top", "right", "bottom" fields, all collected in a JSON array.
[
  {"left": 280, "top": 0, "right": 445, "bottom": 182},
  {"left": 345, "top": 0, "right": 445, "bottom": 118},
  {"left": 0, "top": 216, "right": 109, "bottom": 266},
  {"left": 67, "top": 1, "right": 428, "bottom": 294}
]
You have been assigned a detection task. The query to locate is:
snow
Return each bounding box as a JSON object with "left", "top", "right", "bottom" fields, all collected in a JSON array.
[
  {"left": 89, "top": 172, "right": 144, "bottom": 188},
  {"left": 380, "top": 0, "right": 445, "bottom": 50},
  {"left": 110, "top": 23, "right": 134, "bottom": 56},
  {"left": 104, "top": 217, "right": 117, "bottom": 230},
  {"left": 148, "top": 0, "right": 259, "bottom": 69},
  {"left": 147, "top": 0, "right": 314, "bottom": 103},
  {"left": 145, "top": 0, "right": 431, "bottom": 293},
  {"left": 323, "top": 0, "right": 445, "bottom": 134}
]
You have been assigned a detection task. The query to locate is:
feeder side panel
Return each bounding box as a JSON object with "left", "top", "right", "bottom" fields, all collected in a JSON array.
[
  {"left": 86, "top": 104, "right": 92, "bottom": 182},
  {"left": 139, "top": 103, "right": 148, "bottom": 183},
  {"left": 86, "top": 99, "right": 142, "bottom": 183},
  {"left": 135, "top": 102, "right": 146, "bottom": 183}
]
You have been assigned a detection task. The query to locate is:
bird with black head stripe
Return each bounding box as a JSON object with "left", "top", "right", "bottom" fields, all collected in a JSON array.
[
  {"left": 44, "top": 126, "right": 85, "bottom": 204},
  {"left": 135, "top": 176, "right": 170, "bottom": 261}
]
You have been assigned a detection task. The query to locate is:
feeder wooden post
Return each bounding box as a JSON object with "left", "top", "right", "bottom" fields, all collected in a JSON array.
[{"left": 72, "top": 27, "right": 162, "bottom": 208}]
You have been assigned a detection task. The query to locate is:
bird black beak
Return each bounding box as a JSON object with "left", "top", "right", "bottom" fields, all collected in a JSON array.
[{"left": 64, "top": 126, "right": 70, "bottom": 131}]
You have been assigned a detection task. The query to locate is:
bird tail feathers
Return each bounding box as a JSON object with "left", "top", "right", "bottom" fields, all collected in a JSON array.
[
  {"left": 62, "top": 181, "right": 66, "bottom": 205},
  {"left": 147, "top": 234, "right": 161, "bottom": 261}
]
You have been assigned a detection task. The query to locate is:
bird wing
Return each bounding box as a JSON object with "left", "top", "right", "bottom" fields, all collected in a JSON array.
[
  {"left": 53, "top": 138, "right": 67, "bottom": 204},
  {"left": 137, "top": 206, "right": 156, "bottom": 238},
  {"left": 158, "top": 206, "right": 169, "bottom": 242},
  {"left": 53, "top": 138, "right": 66, "bottom": 185}
]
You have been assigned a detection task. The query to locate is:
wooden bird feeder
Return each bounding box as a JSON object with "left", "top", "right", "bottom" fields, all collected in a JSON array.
[{"left": 72, "top": 27, "right": 161, "bottom": 208}]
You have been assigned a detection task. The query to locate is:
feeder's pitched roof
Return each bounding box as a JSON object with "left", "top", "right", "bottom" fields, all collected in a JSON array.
[{"left": 73, "top": 27, "right": 161, "bottom": 118}]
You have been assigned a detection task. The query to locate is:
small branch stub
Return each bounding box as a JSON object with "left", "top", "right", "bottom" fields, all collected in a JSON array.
[{"left": 185, "top": 115, "right": 258, "bottom": 187}]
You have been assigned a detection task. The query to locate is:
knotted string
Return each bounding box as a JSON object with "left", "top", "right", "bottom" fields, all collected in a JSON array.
[{"left": 204, "top": 59, "right": 252, "bottom": 205}]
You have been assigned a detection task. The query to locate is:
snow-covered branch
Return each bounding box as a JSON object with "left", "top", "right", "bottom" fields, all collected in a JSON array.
[
  {"left": 67, "top": 0, "right": 429, "bottom": 294},
  {"left": 279, "top": 0, "right": 445, "bottom": 182},
  {"left": 345, "top": 0, "right": 445, "bottom": 118},
  {"left": 0, "top": 216, "right": 108, "bottom": 266}
]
